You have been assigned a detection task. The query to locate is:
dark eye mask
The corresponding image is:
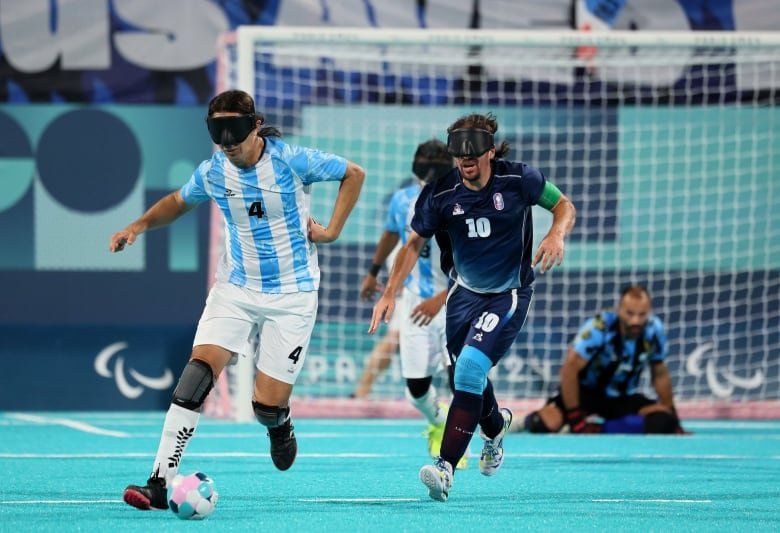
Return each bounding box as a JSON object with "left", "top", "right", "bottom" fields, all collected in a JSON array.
[
  {"left": 447, "top": 128, "right": 494, "bottom": 158},
  {"left": 206, "top": 115, "right": 256, "bottom": 146}
]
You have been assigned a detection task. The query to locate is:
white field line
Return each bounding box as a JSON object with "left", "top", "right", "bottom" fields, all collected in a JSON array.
[
  {"left": 593, "top": 498, "right": 712, "bottom": 504},
  {"left": 0, "top": 451, "right": 776, "bottom": 460},
  {"left": 0, "top": 452, "right": 398, "bottom": 459},
  {"left": 298, "top": 498, "right": 420, "bottom": 503},
  {"left": 6, "top": 413, "right": 129, "bottom": 437},
  {"left": 0, "top": 497, "right": 717, "bottom": 506},
  {"left": 0, "top": 499, "right": 123, "bottom": 505}
]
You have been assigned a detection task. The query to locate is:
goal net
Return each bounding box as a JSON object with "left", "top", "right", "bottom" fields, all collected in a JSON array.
[{"left": 206, "top": 27, "right": 780, "bottom": 421}]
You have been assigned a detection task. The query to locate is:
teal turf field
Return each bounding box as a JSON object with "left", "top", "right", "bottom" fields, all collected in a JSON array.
[{"left": 1, "top": 412, "right": 778, "bottom": 532}]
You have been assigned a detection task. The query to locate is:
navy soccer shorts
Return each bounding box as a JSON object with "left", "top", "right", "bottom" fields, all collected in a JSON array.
[{"left": 445, "top": 284, "right": 533, "bottom": 366}]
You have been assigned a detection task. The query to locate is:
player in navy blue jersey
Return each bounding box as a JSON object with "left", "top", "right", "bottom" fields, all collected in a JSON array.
[
  {"left": 369, "top": 112, "right": 576, "bottom": 502},
  {"left": 523, "top": 285, "right": 686, "bottom": 435},
  {"left": 110, "top": 90, "right": 364, "bottom": 511}
]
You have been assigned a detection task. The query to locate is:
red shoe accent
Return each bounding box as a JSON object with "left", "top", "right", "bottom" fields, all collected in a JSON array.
[{"left": 123, "top": 488, "right": 151, "bottom": 510}]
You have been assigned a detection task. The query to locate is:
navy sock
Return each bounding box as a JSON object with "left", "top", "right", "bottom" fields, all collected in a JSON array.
[
  {"left": 439, "top": 390, "right": 482, "bottom": 468},
  {"left": 478, "top": 380, "right": 504, "bottom": 439}
]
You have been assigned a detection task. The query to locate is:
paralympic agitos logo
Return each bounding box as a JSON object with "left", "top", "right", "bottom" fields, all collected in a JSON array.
[
  {"left": 94, "top": 341, "right": 174, "bottom": 399},
  {"left": 685, "top": 342, "right": 764, "bottom": 398}
]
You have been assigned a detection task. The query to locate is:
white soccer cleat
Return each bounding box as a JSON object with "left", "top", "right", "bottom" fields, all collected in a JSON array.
[
  {"left": 479, "top": 407, "right": 512, "bottom": 477},
  {"left": 419, "top": 457, "right": 453, "bottom": 502}
]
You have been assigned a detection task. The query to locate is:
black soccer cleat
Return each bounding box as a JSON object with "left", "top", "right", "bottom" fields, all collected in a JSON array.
[
  {"left": 267, "top": 419, "right": 297, "bottom": 471},
  {"left": 123, "top": 475, "right": 168, "bottom": 510}
]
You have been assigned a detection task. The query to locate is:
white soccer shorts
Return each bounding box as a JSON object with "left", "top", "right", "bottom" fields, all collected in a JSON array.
[
  {"left": 398, "top": 287, "right": 450, "bottom": 379},
  {"left": 193, "top": 281, "right": 318, "bottom": 385}
]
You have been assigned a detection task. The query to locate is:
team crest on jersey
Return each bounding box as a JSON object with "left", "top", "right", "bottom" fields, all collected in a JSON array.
[
  {"left": 452, "top": 203, "right": 464, "bottom": 215},
  {"left": 493, "top": 193, "right": 505, "bottom": 210}
]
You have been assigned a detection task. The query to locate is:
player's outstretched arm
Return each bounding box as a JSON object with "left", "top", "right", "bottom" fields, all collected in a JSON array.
[
  {"left": 559, "top": 348, "right": 600, "bottom": 433},
  {"left": 109, "top": 191, "right": 193, "bottom": 252},
  {"left": 369, "top": 232, "right": 425, "bottom": 334},
  {"left": 532, "top": 191, "right": 576, "bottom": 273},
  {"left": 360, "top": 230, "right": 401, "bottom": 301},
  {"left": 651, "top": 361, "right": 676, "bottom": 411},
  {"left": 310, "top": 161, "right": 365, "bottom": 243}
]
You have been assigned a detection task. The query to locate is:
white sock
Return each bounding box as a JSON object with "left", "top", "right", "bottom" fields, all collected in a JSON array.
[
  {"left": 407, "top": 385, "right": 446, "bottom": 425},
  {"left": 150, "top": 403, "right": 200, "bottom": 485}
]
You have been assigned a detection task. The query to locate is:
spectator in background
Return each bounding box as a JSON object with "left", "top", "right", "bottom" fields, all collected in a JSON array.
[
  {"left": 110, "top": 89, "right": 364, "bottom": 511},
  {"left": 523, "top": 285, "right": 686, "bottom": 435}
]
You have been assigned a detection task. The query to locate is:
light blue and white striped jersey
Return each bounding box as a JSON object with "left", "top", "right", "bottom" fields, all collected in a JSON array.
[
  {"left": 180, "top": 137, "right": 347, "bottom": 294},
  {"left": 387, "top": 183, "right": 447, "bottom": 299}
]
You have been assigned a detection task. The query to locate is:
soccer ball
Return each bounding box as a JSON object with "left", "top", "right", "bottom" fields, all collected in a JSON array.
[{"left": 167, "top": 472, "right": 218, "bottom": 520}]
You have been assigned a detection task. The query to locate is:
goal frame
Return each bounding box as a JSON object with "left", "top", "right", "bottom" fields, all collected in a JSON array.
[
  {"left": 235, "top": 27, "right": 780, "bottom": 97},
  {"left": 207, "top": 26, "right": 780, "bottom": 421}
]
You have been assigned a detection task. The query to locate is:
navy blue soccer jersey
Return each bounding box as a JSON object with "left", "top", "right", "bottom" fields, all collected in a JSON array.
[
  {"left": 572, "top": 311, "right": 669, "bottom": 398},
  {"left": 410, "top": 159, "right": 546, "bottom": 293}
]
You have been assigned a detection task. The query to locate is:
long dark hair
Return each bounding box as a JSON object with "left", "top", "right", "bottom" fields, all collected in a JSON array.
[
  {"left": 447, "top": 112, "right": 510, "bottom": 158},
  {"left": 207, "top": 90, "right": 282, "bottom": 138}
]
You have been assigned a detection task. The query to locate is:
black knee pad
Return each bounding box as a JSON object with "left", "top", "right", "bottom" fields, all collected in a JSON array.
[
  {"left": 406, "top": 377, "right": 433, "bottom": 399},
  {"left": 643, "top": 411, "right": 679, "bottom": 434},
  {"left": 253, "top": 402, "right": 290, "bottom": 428},
  {"left": 524, "top": 411, "right": 551, "bottom": 433},
  {"left": 172, "top": 359, "right": 214, "bottom": 411}
]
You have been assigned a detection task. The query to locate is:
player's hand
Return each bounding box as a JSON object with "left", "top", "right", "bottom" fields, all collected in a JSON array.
[
  {"left": 369, "top": 293, "right": 395, "bottom": 334},
  {"left": 532, "top": 233, "right": 564, "bottom": 274},
  {"left": 410, "top": 295, "right": 444, "bottom": 327},
  {"left": 308, "top": 218, "right": 336, "bottom": 243},
  {"left": 565, "top": 408, "right": 602, "bottom": 434},
  {"left": 360, "top": 275, "right": 383, "bottom": 301},
  {"left": 109, "top": 229, "right": 137, "bottom": 252}
]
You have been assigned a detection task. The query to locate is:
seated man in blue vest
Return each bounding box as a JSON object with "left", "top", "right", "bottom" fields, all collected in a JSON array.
[{"left": 524, "top": 285, "right": 687, "bottom": 435}]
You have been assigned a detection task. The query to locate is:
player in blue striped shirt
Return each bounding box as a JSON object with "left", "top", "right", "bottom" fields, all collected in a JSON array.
[
  {"left": 360, "top": 140, "right": 461, "bottom": 464},
  {"left": 523, "top": 285, "right": 685, "bottom": 435},
  {"left": 370, "top": 113, "right": 576, "bottom": 501},
  {"left": 110, "top": 90, "right": 364, "bottom": 511}
]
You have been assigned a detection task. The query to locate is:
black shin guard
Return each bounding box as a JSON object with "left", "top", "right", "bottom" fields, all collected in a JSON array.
[
  {"left": 406, "top": 377, "right": 433, "bottom": 399},
  {"left": 644, "top": 411, "right": 680, "bottom": 434},
  {"left": 171, "top": 359, "right": 214, "bottom": 411},
  {"left": 524, "top": 411, "right": 551, "bottom": 433},
  {"left": 252, "top": 402, "right": 290, "bottom": 428}
]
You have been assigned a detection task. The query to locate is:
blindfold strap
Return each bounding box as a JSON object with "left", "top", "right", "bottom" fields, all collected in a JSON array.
[{"left": 447, "top": 128, "right": 494, "bottom": 158}]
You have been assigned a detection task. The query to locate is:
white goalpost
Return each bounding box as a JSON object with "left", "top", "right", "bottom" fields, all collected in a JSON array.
[{"left": 206, "top": 27, "right": 780, "bottom": 421}]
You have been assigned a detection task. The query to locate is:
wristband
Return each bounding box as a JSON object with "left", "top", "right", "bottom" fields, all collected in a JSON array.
[{"left": 369, "top": 263, "right": 382, "bottom": 277}]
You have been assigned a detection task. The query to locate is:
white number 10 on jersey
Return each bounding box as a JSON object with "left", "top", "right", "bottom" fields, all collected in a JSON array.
[{"left": 465, "top": 217, "right": 492, "bottom": 238}]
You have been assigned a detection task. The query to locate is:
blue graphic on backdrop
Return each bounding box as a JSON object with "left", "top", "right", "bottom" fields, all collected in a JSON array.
[
  {"left": 0, "top": 105, "right": 212, "bottom": 325},
  {"left": 37, "top": 110, "right": 140, "bottom": 211}
]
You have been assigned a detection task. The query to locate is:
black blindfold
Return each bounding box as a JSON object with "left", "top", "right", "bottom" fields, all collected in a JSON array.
[
  {"left": 447, "top": 128, "right": 494, "bottom": 158},
  {"left": 206, "top": 115, "right": 257, "bottom": 146},
  {"left": 412, "top": 160, "right": 453, "bottom": 184}
]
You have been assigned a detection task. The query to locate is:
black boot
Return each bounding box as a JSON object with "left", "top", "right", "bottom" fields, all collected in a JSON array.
[
  {"left": 267, "top": 418, "right": 297, "bottom": 471},
  {"left": 123, "top": 475, "right": 168, "bottom": 510}
]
